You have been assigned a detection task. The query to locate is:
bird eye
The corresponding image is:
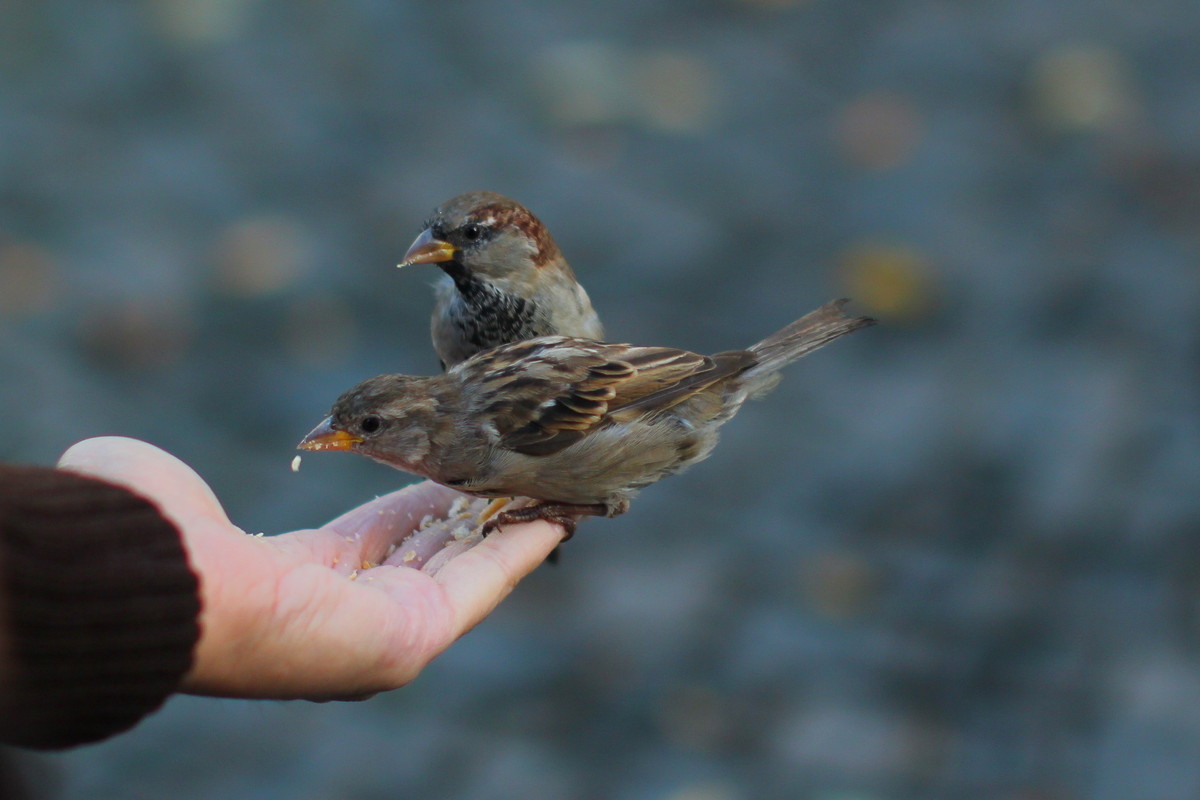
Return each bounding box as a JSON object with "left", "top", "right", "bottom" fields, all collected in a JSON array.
[
  {"left": 359, "top": 415, "right": 383, "bottom": 434},
  {"left": 461, "top": 223, "right": 484, "bottom": 242}
]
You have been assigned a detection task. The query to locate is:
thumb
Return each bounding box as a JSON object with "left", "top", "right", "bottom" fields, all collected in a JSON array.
[{"left": 58, "top": 436, "right": 231, "bottom": 529}]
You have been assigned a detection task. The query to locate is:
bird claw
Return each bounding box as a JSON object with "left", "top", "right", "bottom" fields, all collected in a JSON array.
[{"left": 480, "top": 504, "right": 587, "bottom": 541}]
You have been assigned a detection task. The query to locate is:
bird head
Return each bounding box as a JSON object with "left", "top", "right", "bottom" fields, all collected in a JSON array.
[
  {"left": 398, "top": 191, "right": 567, "bottom": 284},
  {"left": 298, "top": 375, "right": 436, "bottom": 473}
]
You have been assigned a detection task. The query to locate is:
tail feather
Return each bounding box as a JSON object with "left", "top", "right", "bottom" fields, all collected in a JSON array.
[{"left": 741, "top": 299, "right": 875, "bottom": 392}]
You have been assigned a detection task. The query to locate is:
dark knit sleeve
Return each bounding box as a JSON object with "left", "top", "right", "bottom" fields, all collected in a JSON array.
[{"left": 0, "top": 464, "right": 200, "bottom": 749}]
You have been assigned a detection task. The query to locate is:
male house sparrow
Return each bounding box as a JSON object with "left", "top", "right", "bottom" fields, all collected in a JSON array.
[
  {"left": 299, "top": 300, "right": 874, "bottom": 536},
  {"left": 399, "top": 191, "right": 603, "bottom": 368}
]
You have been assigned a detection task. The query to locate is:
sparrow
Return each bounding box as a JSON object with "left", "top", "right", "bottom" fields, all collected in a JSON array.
[
  {"left": 398, "top": 191, "right": 604, "bottom": 369},
  {"left": 298, "top": 300, "right": 874, "bottom": 537}
]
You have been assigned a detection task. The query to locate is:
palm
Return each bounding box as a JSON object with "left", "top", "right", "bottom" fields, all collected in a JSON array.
[{"left": 58, "top": 437, "right": 562, "bottom": 701}]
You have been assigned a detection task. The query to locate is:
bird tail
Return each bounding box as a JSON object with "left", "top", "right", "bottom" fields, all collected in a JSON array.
[{"left": 740, "top": 299, "right": 875, "bottom": 395}]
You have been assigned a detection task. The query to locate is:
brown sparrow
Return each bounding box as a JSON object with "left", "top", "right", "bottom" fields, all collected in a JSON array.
[
  {"left": 298, "top": 300, "right": 874, "bottom": 537},
  {"left": 398, "top": 191, "right": 603, "bottom": 368}
]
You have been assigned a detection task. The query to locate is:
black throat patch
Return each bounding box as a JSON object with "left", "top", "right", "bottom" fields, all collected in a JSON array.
[{"left": 443, "top": 264, "right": 540, "bottom": 352}]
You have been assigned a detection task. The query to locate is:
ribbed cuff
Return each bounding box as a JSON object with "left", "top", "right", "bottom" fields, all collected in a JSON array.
[{"left": 0, "top": 465, "right": 200, "bottom": 749}]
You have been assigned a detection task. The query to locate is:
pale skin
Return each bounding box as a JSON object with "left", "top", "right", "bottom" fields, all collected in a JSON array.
[{"left": 56, "top": 436, "right": 564, "bottom": 701}]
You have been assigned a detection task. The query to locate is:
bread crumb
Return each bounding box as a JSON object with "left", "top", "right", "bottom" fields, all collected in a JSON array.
[
  {"left": 402, "top": 550, "right": 417, "bottom": 562},
  {"left": 361, "top": 560, "right": 374, "bottom": 570},
  {"left": 348, "top": 570, "right": 359, "bottom": 581}
]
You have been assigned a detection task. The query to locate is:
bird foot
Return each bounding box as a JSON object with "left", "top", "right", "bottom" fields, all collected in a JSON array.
[
  {"left": 477, "top": 497, "right": 512, "bottom": 525},
  {"left": 480, "top": 502, "right": 608, "bottom": 541}
]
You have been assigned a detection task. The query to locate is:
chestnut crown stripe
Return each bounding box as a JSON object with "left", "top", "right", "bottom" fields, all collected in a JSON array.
[{"left": 469, "top": 202, "right": 560, "bottom": 268}]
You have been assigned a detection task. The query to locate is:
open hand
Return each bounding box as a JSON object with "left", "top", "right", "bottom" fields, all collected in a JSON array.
[{"left": 58, "top": 437, "right": 563, "bottom": 701}]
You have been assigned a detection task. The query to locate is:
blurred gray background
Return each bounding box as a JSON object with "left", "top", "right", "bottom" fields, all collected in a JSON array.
[{"left": 4, "top": 0, "right": 1200, "bottom": 798}]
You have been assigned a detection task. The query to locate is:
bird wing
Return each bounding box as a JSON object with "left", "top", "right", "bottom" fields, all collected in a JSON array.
[
  {"left": 463, "top": 338, "right": 754, "bottom": 457},
  {"left": 607, "top": 348, "right": 755, "bottom": 418}
]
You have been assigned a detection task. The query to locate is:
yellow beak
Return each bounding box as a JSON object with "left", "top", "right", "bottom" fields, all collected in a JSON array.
[
  {"left": 297, "top": 417, "right": 363, "bottom": 452},
  {"left": 398, "top": 228, "right": 457, "bottom": 267}
]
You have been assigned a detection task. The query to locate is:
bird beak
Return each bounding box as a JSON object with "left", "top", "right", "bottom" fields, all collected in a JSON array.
[
  {"left": 399, "top": 228, "right": 457, "bottom": 267},
  {"left": 297, "top": 417, "right": 363, "bottom": 451}
]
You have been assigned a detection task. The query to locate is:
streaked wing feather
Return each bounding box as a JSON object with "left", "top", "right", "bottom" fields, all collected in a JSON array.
[
  {"left": 610, "top": 349, "right": 756, "bottom": 418},
  {"left": 488, "top": 350, "right": 631, "bottom": 455},
  {"left": 475, "top": 340, "right": 755, "bottom": 457},
  {"left": 601, "top": 348, "right": 712, "bottom": 409}
]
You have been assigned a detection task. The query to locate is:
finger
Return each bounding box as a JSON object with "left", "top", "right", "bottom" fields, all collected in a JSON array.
[
  {"left": 402, "top": 529, "right": 483, "bottom": 573},
  {"left": 58, "top": 436, "right": 231, "bottom": 529},
  {"left": 381, "top": 496, "right": 490, "bottom": 570},
  {"left": 408, "top": 496, "right": 530, "bottom": 571},
  {"left": 265, "top": 485, "right": 483, "bottom": 574},
  {"left": 430, "top": 520, "right": 564, "bottom": 635},
  {"left": 320, "top": 481, "right": 469, "bottom": 566}
]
